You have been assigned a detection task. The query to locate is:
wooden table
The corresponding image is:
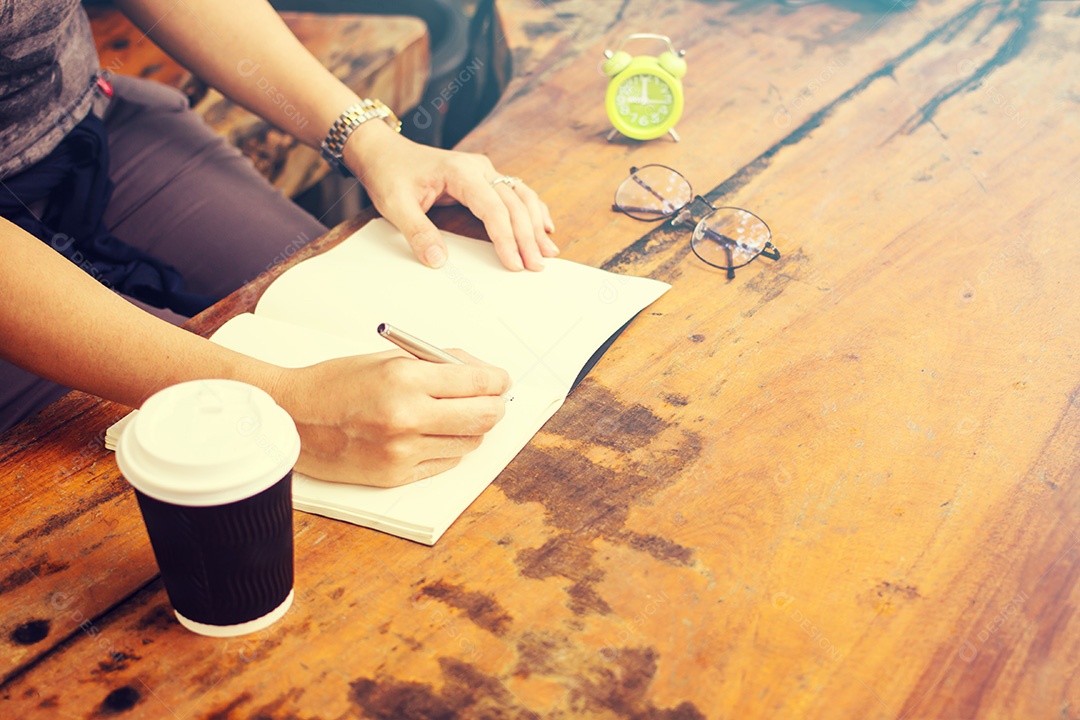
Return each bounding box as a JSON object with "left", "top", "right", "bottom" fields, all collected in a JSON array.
[{"left": 3, "top": 0, "right": 1078, "bottom": 717}]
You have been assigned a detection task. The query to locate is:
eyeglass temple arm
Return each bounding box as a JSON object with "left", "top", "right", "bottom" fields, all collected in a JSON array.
[
  {"left": 613, "top": 204, "right": 672, "bottom": 215},
  {"left": 628, "top": 171, "right": 678, "bottom": 213},
  {"left": 696, "top": 229, "right": 737, "bottom": 279},
  {"left": 701, "top": 227, "right": 780, "bottom": 260}
]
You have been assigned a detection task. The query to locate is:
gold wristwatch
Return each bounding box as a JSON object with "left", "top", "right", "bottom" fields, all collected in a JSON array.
[{"left": 320, "top": 99, "right": 402, "bottom": 177}]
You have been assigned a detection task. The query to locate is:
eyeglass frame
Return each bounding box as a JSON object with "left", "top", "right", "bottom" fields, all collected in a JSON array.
[{"left": 613, "top": 164, "right": 780, "bottom": 279}]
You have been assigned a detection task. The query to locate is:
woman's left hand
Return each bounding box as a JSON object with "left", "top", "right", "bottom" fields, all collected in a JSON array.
[{"left": 344, "top": 121, "right": 558, "bottom": 271}]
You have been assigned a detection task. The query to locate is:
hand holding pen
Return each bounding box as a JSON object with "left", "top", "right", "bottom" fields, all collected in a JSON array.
[
  {"left": 273, "top": 327, "right": 510, "bottom": 488},
  {"left": 378, "top": 323, "right": 514, "bottom": 401}
]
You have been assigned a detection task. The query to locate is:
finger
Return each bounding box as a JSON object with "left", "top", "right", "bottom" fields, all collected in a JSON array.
[
  {"left": 442, "top": 360, "right": 509, "bottom": 399},
  {"left": 407, "top": 354, "right": 510, "bottom": 397},
  {"left": 380, "top": 354, "right": 510, "bottom": 399},
  {"left": 493, "top": 182, "right": 546, "bottom": 271},
  {"left": 514, "top": 183, "right": 559, "bottom": 258},
  {"left": 540, "top": 198, "right": 557, "bottom": 235},
  {"left": 437, "top": 361, "right": 511, "bottom": 399},
  {"left": 379, "top": 188, "right": 448, "bottom": 268},
  {"left": 393, "top": 431, "right": 489, "bottom": 486},
  {"left": 390, "top": 431, "right": 486, "bottom": 464},
  {"left": 420, "top": 433, "right": 485, "bottom": 458},
  {"left": 455, "top": 176, "right": 524, "bottom": 271},
  {"left": 410, "top": 456, "right": 464, "bottom": 483},
  {"left": 444, "top": 348, "right": 501, "bottom": 370},
  {"left": 421, "top": 394, "right": 507, "bottom": 435}
]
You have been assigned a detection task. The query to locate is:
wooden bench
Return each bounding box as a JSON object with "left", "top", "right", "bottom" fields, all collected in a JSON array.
[{"left": 87, "top": 7, "right": 430, "bottom": 201}]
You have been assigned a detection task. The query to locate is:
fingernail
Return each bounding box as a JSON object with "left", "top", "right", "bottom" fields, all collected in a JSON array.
[{"left": 426, "top": 245, "right": 446, "bottom": 268}]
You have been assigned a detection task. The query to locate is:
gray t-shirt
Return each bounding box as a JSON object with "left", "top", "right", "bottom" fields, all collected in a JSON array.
[{"left": 0, "top": 0, "right": 102, "bottom": 178}]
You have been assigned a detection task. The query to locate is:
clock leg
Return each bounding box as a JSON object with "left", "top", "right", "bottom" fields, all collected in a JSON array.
[
  {"left": 668, "top": 128, "right": 681, "bottom": 142},
  {"left": 607, "top": 129, "right": 620, "bottom": 142}
]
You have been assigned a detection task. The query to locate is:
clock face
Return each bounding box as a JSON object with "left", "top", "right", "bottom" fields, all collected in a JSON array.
[
  {"left": 613, "top": 73, "right": 675, "bottom": 129},
  {"left": 604, "top": 60, "right": 684, "bottom": 141}
]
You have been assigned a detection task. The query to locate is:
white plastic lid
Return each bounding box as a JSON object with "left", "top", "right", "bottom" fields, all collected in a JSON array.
[{"left": 116, "top": 379, "right": 301, "bottom": 506}]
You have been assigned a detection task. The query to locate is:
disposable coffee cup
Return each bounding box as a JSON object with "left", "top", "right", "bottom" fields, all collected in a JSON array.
[{"left": 116, "top": 379, "right": 301, "bottom": 637}]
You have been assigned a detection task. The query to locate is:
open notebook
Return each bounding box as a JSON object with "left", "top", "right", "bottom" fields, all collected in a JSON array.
[{"left": 107, "top": 218, "right": 669, "bottom": 543}]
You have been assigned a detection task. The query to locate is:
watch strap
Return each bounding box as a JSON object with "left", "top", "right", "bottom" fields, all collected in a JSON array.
[{"left": 320, "top": 99, "right": 402, "bottom": 177}]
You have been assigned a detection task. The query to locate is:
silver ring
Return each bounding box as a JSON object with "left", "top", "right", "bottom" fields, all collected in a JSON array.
[{"left": 491, "top": 175, "right": 521, "bottom": 189}]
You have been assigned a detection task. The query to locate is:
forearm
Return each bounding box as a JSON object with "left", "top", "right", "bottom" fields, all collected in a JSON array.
[
  {"left": 0, "top": 220, "right": 282, "bottom": 409},
  {"left": 113, "top": 0, "right": 364, "bottom": 150},
  {"left": 113, "top": 0, "right": 557, "bottom": 273}
]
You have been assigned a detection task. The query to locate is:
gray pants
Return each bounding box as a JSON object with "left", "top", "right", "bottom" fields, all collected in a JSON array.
[{"left": 0, "top": 76, "right": 327, "bottom": 434}]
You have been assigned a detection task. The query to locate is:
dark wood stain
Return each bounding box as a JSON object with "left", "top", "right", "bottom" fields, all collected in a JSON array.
[
  {"left": 542, "top": 382, "right": 669, "bottom": 453},
  {"left": 903, "top": 0, "right": 1040, "bottom": 134},
  {"left": 513, "top": 632, "right": 561, "bottom": 678},
  {"left": 518, "top": 535, "right": 611, "bottom": 615},
  {"left": 573, "top": 646, "right": 706, "bottom": 719},
  {"left": 136, "top": 604, "right": 176, "bottom": 632},
  {"left": 12, "top": 479, "right": 126, "bottom": 544},
  {"left": 350, "top": 677, "right": 457, "bottom": 720},
  {"left": 249, "top": 687, "right": 305, "bottom": 718},
  {"left": 502, "top": 446, "right": 639, "bottom": 537},
  {"left": 94, "top": 652, "right": 137, "bottom": 675},
  {"left": 203, "top": 692, "right": 252, "bottom": 720},
  {"left": 499, "top": 380, "right": 698, "bottom": 615},
  {"left": 420, "top": 580, "right": 513, "bottom": 636},
  {"left": 616, "top": 531, "right": 694, "bottom": 566},
  {"left": 877, "top": 581, "right": 922, "bottom": 600},
  {"left": 593, "top": 406, "right": 668, "bottom": 454},
  {"left": 600, "top": 221, "right": 686, "bottom": 276},
  {"left": 0, "top": 557, "right": 70, "bottom": 594},
  {"left": 95, "top": 685, "right": 140, "bottom": 715},
  {"left": 10, "top": 619, "right": 50, "bottom": 646},
  {"left": 351, "top": 657, "right": 532, "bottom": 719},
  {"left": 741, "top": 263, "right": 795, "bottom": 318},
  {"left": 661, "top": 393, "right": 690, "bottom": 407}
]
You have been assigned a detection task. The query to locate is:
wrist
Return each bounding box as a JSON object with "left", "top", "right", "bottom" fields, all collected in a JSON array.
[
  {"left": 230, "top": 353, "right": 290, "bottom": 411},
  {"left": 320, "top": 99, "right": 402, "bottom": 178},
  {"left": 342, "top": 119, "right": 402, "bottom": 180}
]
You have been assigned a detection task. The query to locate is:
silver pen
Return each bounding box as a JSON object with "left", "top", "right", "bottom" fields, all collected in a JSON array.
[
  {"left": 377, "top": 323, "right": 464, "bottom": 365},
  {"left": 377, "top": 323, "right": 514, "bottom": 401}
]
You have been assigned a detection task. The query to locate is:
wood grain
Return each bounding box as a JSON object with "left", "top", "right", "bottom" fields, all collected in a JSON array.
[{"left": 3, "top": 0, "right": 1078, "bottom": 717}]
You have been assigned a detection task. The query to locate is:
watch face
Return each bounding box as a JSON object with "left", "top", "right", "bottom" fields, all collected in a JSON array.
[{"left": 613, "top": 73, "right": 675, "bottom": 130}]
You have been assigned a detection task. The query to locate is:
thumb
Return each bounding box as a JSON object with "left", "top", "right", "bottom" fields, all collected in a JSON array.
[{"left": 380, "top": 191, "right": 448, "bottom": 268}]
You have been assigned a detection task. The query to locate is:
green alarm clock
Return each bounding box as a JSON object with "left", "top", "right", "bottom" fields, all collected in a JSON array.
[{"left": 602, "top": 33, "right": 687, "bottom": 142}]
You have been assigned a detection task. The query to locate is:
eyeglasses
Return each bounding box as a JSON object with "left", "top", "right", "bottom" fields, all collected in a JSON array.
[{"left": 613, "top": 164, "right": 780, "bottom": 279}]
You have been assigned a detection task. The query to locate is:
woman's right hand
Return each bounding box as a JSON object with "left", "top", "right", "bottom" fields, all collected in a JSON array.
[{"left": 272, "top": 350, "right": 510, "bottom": 488}]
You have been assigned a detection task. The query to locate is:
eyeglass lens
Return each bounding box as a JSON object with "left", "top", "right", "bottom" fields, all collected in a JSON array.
[
  {"left": 614, "top": 165, "right": 693, "bottom": 221},
  {"left": 614, "top": 166, "right": 777, "bottom": 277},
  {"left": 690, "top": 208, "right": 771, "bottom": 270}
]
